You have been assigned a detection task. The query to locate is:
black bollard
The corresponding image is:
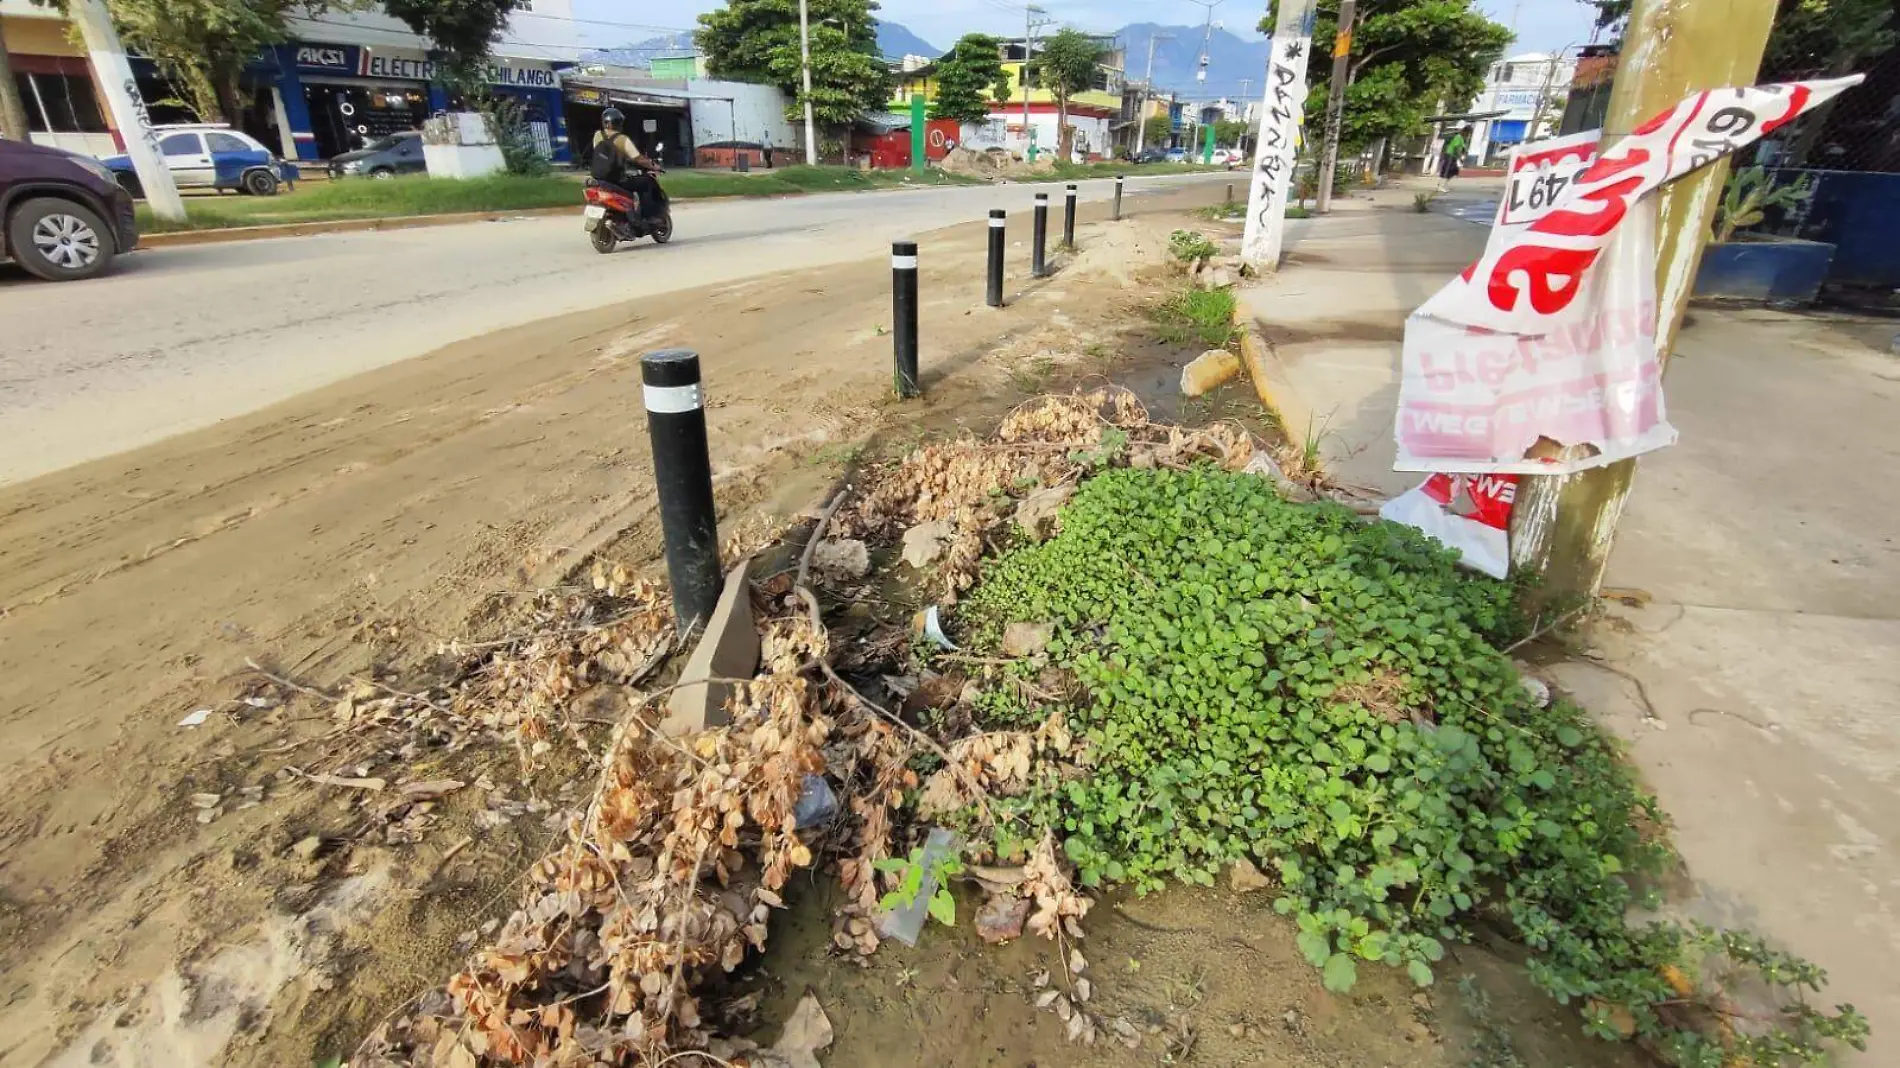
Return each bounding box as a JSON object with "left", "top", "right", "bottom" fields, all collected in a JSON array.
[
  {"left": 892, "top": 240, "right": 919, "bottom": 397},
  {"left": 986, "top": 209, "right": 1005, "bottom": 308},
  {"left": 1063, "top": 183, "right": 1077, "bottom": 249},
  {"left": 1112, "top": 175, "right": 1124, "bottom": 221},
  {"left": 641, "top": 349, "right": 722, "bottom": 631},
  {"left": 1032, "top": 193, "right": 1049, "bottom": 278}
]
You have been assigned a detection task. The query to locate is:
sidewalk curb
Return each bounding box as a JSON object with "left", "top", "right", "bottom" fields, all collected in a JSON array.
[
  {"left": 139, "top": 206, "right": 577, "bottom": 248},
  {"left": 1232, "top": 295, "right": 1317, "bottom": 445}
]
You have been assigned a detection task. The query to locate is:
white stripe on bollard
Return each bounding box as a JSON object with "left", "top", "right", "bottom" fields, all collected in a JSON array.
[
  {"left": 891, "top": 254, "right": 919, "bottom": 269},
  {"left": 643, "top": 383, "right": 704, "bottom": 414},
  {"left": 989, "top": 217, "right": 1005, "bottom": 227}
]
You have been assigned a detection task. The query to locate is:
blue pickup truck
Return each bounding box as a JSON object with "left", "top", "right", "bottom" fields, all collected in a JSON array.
[{"left": 101, "top": 124, "right": 300, "bottom": 197}]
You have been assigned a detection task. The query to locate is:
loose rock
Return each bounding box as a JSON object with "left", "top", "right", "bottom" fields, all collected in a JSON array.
[
  {"left": 1002, "top": 622, "right": 1054, "bottom": 658},
  {"left": 901, "top": 520, "right": 955, "bottom": 569},
  {"left": 1229, "top": 857, "right": 1272, "bottom": 892},
  {"left": 975, "top": 892, "right": 1032, "bottom": 944}
]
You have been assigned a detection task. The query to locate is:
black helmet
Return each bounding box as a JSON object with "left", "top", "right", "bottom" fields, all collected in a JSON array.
[{"left": 601, "top": 107, "right": 625, "bottom": 133}]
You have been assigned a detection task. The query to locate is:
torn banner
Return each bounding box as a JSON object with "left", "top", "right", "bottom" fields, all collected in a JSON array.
[{"left": 1394, "top": 76, "right": 1861, "bottom": 474}]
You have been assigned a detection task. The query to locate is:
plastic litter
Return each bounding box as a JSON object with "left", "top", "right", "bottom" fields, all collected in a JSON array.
[
  {"left": 793, "top": 774, "right": 839, "bottom": 830},
  {"left": 877, "top": 826, "right": 957, "bottom": 946},
  {"left": 920, "top": 605, "right": 958, "bottom": 651},
  {"left": 177, "top": 708, "right": 214, "bottom": 728}
]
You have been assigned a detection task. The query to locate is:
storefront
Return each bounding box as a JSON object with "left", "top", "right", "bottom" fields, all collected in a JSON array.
[
  {"left": 275, "top": 42, "right": 570, "bottom": 163},
  {"left": 562, "top": 81, "right": 693, "bottom": 169}
]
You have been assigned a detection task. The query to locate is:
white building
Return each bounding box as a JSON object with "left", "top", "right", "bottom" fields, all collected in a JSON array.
[{"left": 1462, "top": 51, "right": 1575, "bottom": 166}]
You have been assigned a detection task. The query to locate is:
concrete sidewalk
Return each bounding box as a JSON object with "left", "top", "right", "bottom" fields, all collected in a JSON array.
[
  {"left": 1238, "top": 191, "right": 1900, "bottom": 1061},
  {"left": 1236, "top": 183, "right": 1492, "bottom": 497}
]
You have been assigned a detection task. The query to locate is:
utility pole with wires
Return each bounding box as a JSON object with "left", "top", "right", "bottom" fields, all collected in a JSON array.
[
  {"left": 1508, "top": 0, "right": 1777, "bottom": 599},
  {"left": 1133, "top": 31, "right": 1175, "bottom": 155},
  {"left": 1187, "top": 0, "right": 1222, "bottom": 86},
  {"left": 1313, "top": 0, "right": 1356, "bottom": 214},
  {"left": 1019, "top": 3, "right": 1052, "bottom": 159},
  {"left": 797, "top": 0, "right": 818, "bottom": 164}
]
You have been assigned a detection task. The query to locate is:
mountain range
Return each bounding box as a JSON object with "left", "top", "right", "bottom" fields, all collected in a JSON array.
[
  {"left": 1117, "top": 23, "right": 1273, "bottom": 99},
  {"left": 583, "top": 20, "right": 1265, "bottom": 100}
]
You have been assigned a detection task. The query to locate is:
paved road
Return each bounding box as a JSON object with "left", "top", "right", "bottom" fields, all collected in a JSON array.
[{"left": 0, "top": 172, "right": 1228, "bottom": 484}]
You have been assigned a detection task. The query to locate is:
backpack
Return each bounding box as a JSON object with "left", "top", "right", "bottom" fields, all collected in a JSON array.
[{"left": 590, "top": 138, "right": 623, "bottom": 183}]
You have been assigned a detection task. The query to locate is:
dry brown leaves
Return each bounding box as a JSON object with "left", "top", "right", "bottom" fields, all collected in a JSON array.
[
  {"left": 917, "top": 710, "right": 1071, "bottom": 818},
  {"left": 360, "top": 616, "right": 834, "bottom": 1067},
  {"left": 844, "top": 388, "right": 1262, "bottom": 600}
]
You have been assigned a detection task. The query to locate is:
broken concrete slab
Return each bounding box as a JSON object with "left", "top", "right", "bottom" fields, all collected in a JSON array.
[
  {"left": 1180, "top": 348, "right": 1241, "bottom": 397},
  {"left": 661, "top": 559, "right": 760, "bottom": 736}
]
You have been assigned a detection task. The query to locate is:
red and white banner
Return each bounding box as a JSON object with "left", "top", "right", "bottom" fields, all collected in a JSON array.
[
  {"left": 1394, "top": 76, "right": 1860, "bottom": 474},
  {"left": 1379, "top": 474, "right": 1518, "bottom": 578}
]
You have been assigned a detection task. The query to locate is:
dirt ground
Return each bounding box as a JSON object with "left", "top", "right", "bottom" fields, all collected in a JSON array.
[{"left": 0, "top": 188, "right": 1637, "bottom": 1068}]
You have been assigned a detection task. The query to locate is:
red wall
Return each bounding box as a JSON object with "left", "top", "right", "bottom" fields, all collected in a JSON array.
[{"left": 853, "top": 130, "right": 910, "bottom": 170}]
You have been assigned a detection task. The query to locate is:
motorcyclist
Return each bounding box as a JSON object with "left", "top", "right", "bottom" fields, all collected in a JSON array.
[{"left": 592, "top": 107, "right": 662, "bottom": 219}]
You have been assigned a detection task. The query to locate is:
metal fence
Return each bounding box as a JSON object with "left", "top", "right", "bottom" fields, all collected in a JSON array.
[{"left": 1751, "top": 0, "right": 1899, "bottom": 172}]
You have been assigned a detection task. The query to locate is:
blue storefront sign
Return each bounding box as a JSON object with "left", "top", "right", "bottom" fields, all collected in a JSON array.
[{"left": 276, "top": 42, "right": 571, "bottom": 163}]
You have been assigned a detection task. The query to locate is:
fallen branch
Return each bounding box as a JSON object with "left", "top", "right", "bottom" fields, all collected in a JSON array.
[
  {"left": 244, "top": 658, "right": 338, "bottom": 703},
  {"left": 795, "top": 491, "right": 851, "bottom": 591}
]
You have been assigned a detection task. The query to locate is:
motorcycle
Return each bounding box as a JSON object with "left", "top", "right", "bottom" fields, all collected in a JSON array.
[{"left": 582, "top": 146, "right": 673, "bottom": 253}]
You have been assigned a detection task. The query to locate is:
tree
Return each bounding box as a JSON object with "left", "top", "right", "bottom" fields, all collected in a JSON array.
[
  {"left": 384, "top": 0, "right": 525, "bottom": 78},
  {"left": 1261, "top": 0, "right": 1510, "bottom": 152},
  {"left": 1034, "top": 28, "right": 1102, "bottom": 160},
  {"left": 91, "top": 0, "right": 316, "bottom": 124},
  {"left": 1, "top": 37, "right": 29, "bottom": 141},
  {"left": 1143, "top": 112, "right": 1173, "bottom": 147},
  {"left": 698, "top": 0, "right": 889, "bottom": 134},
  {"left": 931, "top": 33, "right": 1007, "bottom": 125},
  {"left": 1214, "top": 117, "right": 1248, "bottom": 147}
]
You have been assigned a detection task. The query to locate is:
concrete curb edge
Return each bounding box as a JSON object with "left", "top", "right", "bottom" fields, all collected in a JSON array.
[
  {"left": 139, "top": 205, "right": 577, "bottom": 248},
  {"left": 1232, "top": 295, "right": 1317, "bottom": 447}
]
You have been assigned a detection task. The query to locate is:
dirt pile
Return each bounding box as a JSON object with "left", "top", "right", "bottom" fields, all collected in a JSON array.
[{"left": 939, "top": 145, "right": 1058, "bottom": 181}]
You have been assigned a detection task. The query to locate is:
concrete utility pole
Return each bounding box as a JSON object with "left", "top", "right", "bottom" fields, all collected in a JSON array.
[
  {"left": 1021, "top": 4, "right": 1048, "bottom": 159},
  {"left": 0, "top": 37, "right": 31, "bottom": 141},
  {"left": 1133, "top": 31, "right": 1173, "bottom": 155},
  {"left": 70, "top": 0, "right": 184, "bottom": 221},
  {"left": 798, "top": 0, "right": 818, "bottom": 165},
  {"left": 1313, "top": 0, "right": 1356, "bottom": 213},
  {"left": 1508, "top": 0, "right": 1778, "bottom": 598},
  {"left": 1240, "top": 0, "right": 1317, "bottom": 269}
]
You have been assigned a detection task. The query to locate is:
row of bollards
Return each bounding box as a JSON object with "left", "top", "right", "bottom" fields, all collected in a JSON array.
[{"left": 642, "top": 174, "right": 1131, "bottom": 630}]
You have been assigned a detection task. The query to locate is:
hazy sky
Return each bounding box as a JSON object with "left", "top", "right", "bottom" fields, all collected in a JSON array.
[{"left": 571, "top": 0, "right": 1600, "bottom": 65}]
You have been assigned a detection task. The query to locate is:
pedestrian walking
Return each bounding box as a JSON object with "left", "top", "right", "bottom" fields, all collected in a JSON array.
[
  {"left": 1437, "top": 126, "right": 1469, "bottom": 192},
  {"left": 762, "top": 131, "right": 775, "bottom": 170}
]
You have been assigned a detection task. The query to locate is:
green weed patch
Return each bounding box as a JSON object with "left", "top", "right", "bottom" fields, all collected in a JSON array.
[{"left": 955, "top": 466, "right": 1866, "bottom": 1066}]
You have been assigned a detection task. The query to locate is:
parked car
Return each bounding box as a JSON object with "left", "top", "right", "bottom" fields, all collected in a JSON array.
[
  {"left": 0, "top": 137, "right": 138, "bottom": 281},
  {"left": 1165, "top": 147, "right": 1188, "bottom": 163},
  {"left": 1133, "top": 147, "right": 1170, "bottom": 164},
  {"left": 327, "top": 131, "right": 428, "bottom": 179},
  {"left": 102, "top": 124, "right": 299, "bottom": 197}
]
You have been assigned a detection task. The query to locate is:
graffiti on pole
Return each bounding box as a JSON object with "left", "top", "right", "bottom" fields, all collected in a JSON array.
[
  {"left": 1239, "top": 1, "right": 1316, "bottom": 268},
  {"left": 122, "top": 78, "right": 161, "bottom": 154}
]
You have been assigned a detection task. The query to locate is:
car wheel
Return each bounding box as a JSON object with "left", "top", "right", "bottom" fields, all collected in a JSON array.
[
  {"left": 7, "top": 197, "right": 115, "bottom": 282},
  {"left": 589, "top": 227, "right": 617, "bottom": 254},
  {"left": 371, "top": 168, "right": 395, "bottom": 180},
  {"left": 242, "top": 169, "right": 280, "bottom": 196}
]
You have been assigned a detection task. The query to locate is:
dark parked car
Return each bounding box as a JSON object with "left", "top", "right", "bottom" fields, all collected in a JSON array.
[
  {"left": 328, "top": 131, "right": 428, "bottom": 179},
  {"left": 1132, "top": 146, "right": 1170, "bottom": 164},
  {"left": 0, "top": 138, "right": 138, "bottom": 282}
]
